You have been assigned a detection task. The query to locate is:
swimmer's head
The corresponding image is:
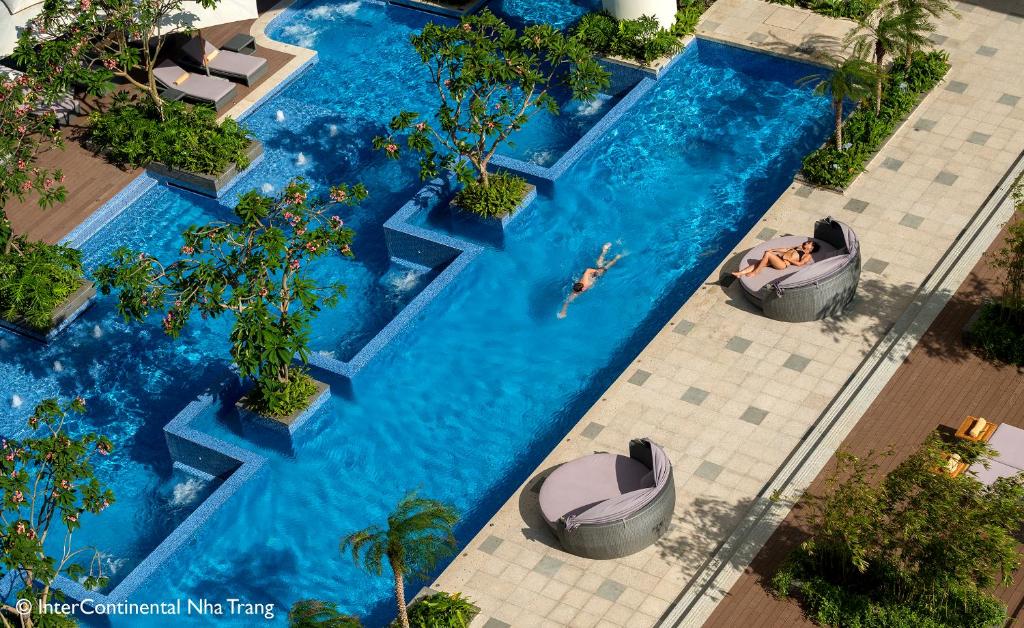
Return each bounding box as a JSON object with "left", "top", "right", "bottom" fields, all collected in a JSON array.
[{"left": 572, "top": 282, "right": 585, "bottom": 293}]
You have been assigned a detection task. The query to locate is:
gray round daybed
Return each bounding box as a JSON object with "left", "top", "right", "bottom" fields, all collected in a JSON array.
[
  {"left": 538, "top": 438, "right": 674, "bottom": 559},
  {"left": 737, "top": 216, "right": 861, "bottom": 322}
]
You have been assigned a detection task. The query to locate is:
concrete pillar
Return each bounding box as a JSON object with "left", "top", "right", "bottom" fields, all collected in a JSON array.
[{"left": 602, "top": 0, "right": 678, "bottom": 31}]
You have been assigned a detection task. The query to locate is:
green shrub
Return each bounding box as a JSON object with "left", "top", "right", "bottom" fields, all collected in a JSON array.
[
  {"left": 968, "top": 303, "right": 1024, "bottom": 366},
  {"left": 452, "top": 172, "right": 529, "bottom": 218},
  {"left": 288, "top": 599, "right": 363, "bottom": 627},
  {"left": 88, "top": 94, "right": 253, "bottom": 174},
  {"left": 673, "top": 0, "right": 714, "bottom": 36},
  {"left": 764, "top": 0, "right": 880, "bottom": 20},
  {"left": 573, "top": 12, "right": 682, "bottom": 64},
  {"left": 0, "top": 222, "right": 84, "bottom": 331},
  {"left": 391, "top": 592, "right": 477, "bottom": 628},
  {"left": 243, "top": 369, "right": 320, "bottom": 418},
  {"left": 801, "top": 50, "right": 949, "bottom": 188}
]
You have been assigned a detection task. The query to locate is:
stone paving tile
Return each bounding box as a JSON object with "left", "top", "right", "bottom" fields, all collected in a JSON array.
[
  {"left": 783, "top": 354, "right": 811, "bottom": 372},
  {"left": 479, "top": 535, "right": 503, "bottom": 555},
  {"left": 977, "top": 45, "right": 998, "bottom": 57},
  {"left": 935, "top": 170, "right": 960, "bottom": 186},
  {"left": 681, "top": 386, "right": 710, "bottom": 405},
  {"left": 627, "top": 370, "right": 651, "bottom": 386},
  {"left": 725, "top": 336, "right": 752, "bottom": 353},
  {"left": 795, "top": 186, "right": 813, "bottom": 198},
  {"left": 596, "top": 579, "right": 627, "bottom": 603},
  {"left": 482, "top": 618, "right": 512, "bottom": 628},
  {"left": 968, "top": 131, "right": 992, "bottom": 145},
  {"left": 534, "top": 556, "right": 564, "bottom": 577},
  {"left": 581, "top": 422, "right": 605, "bottom": 439},
  {"left": 900, "top": 213, "right": 925, "bottom": 229},
  {"left": 435, "top": 2, "right": 1024, "bottom": 626},
  {"left": 844, "top": 198, "right": 869, "bottom": 213},
  {"left": 881, "top": 157, "right": 904, "bottom": 171},
  {"left": 756, "top": 227, "right": 778, "bottom": 240}
]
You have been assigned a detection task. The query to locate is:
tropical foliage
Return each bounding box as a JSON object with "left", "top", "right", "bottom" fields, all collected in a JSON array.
[
  {"left": 375, "top": 10, "right": 609, "bottom": 217},
  {"left": 847, "top": 3, "right": 931, "bottom": 113},
  {"left": 0, "top": 71, "right": 66, "bottom": 211},
  {"left": 88, "top": 94, "right": 253, "bottom": 174},
  {"left": 801, "top": 50, "right": 949, "bottom": 188},
  {"left": 94, "top": 178, "right": 365, "bottom": 418},
  {"left": 798, "top": 43, "right": 880, "bottom": 150},
  {"left": 0, "top": 398, "right": 115, "bottom": 628},
  {"left": 766, "top": 0, "right": 881, "bottom": 20},
  {"left": 341, "top": 491, "right": 459, "bottom": 628},
  {"left": 14, "top": 0, "right": 218, "bottom": 118},
  {"left": 969, "top": 180, "right": 1024, "bottom": 365},
  {"left": 0, "top": 215, "right": 83, "bottom": 332},
  {"left": 772, "top": 435, "right": 1024, "bottom": 628},
  {"left": 288, "top": 599, "right": 363, "bottom": 627},
  {"left": 397, "top": 592, "right": 477, "bottom": 628},
  {"left": 572, "top": 13, "right": 682, "bottom": 64}
]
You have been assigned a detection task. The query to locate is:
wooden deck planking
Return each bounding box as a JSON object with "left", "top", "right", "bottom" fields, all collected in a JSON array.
[
  {"left": 2, "top": 19, "right": 294, "bottom": 244},
  {"left": 703, "top": 220, "right": 1024, "bottom": 628}
]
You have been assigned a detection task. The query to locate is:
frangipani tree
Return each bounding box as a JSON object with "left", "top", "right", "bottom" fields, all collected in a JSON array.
[
  {"left": 0, "top": 72, "right": 66, "bottom": 211},
  {"left": 374, "top": 10, "right": 609, "bottom": 217},
  {"left": 341, "top": 492, "right": 459, "bottom": 628},
  {"left": 799, "top": 44, "right": 879, "bottom": 150},
  {"left": 0, "top": 398, "right": 115, "bottom": 628},
  {"left": 15, "top": 0, "right": 218, "bottom": 119},
  {"left": 94, "top": 179, "right": 366, "bottom": 417}
]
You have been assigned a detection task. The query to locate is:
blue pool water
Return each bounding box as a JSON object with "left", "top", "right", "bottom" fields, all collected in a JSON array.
[{"left": 0, "top": 1, "right": 834, "bottom": 624}]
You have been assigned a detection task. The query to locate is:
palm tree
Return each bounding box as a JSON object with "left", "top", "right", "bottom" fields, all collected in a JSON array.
[
  {"left": 887, "top": 0, "right": 960, "bottom": 64},
  {"left": 848, "top": 5, "right": 930, "bottom": 113},
  {"left": 341, "top": 492, "right": 459, "bottom": 628},
  {"left": 798, "top": 44, "right": 879, "bottom": 150}
]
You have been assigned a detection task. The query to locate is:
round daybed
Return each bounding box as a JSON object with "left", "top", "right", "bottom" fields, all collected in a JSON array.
[
  {"left": 737, "top": 216, "right": 861, "bottom": 322},
  {"left": 538, "top": 438, "right": 674, "bottom": 559}
]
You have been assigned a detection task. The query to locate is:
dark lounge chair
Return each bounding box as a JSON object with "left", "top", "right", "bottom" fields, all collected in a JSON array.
[
  {"left": 153, "top": 60, "right": 236, "bottom": 111},
  {"left": 181, "top": 37, "right": 268, "bottom": 87}
]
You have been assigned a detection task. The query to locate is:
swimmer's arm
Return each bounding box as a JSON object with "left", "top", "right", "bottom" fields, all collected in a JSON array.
[
  {"left": 596, "top": 242, "right": 612, "bottom": 266},
  {"left": 558, "top": 293, "right": 577, "bottom": 319},
  {"left": 602, "top": 254, "right": 623, "bottom": 270}
]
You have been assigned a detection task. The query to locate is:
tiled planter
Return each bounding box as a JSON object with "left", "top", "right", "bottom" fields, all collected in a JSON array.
[
  {"left": 0, "top": 280, "right": 97, "bottom": 343},
  {"left": 147, "top": 140, "right": 263, "bottom": 198},
  {"left": 235, "top": 377, "right": 330, "bottom": 434},
  {"left": 430, "top": 182, "right": 537, "bottom": 245}
]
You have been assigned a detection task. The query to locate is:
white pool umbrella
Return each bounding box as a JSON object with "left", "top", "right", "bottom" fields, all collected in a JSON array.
[{"left": 0, "top": 0, "right": 44, "bottom": 57}]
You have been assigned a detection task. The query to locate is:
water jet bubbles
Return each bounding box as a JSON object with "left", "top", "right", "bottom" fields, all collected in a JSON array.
[
  {"left": 296, "top": 152, "right": 308, "bottom": 166},
  {"left": 275, "top": 110, "right": 286, "bottom": 123},
  {"left": 0, "top": 338, "right": 8, "bottom": 350},
  {"left": 261, "top": 182, "right": 274, "bottom": 194},
  {"left": 53, "top": 360, "right": 63, "bottom": 372},
  {"left": 11, "top": 394, "right": 22, "bottom": 409},
  {"left": 328, "top": 124, "right": 338, "bottom": 137},
  {"left": 92, "top": 324, "right": 103, "bottom": 338}
]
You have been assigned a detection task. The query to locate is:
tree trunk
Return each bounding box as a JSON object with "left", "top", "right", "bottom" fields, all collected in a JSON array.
[
  {"left": 875, "top": 41, "right": 885, "bottom": 115},
  {"left": 390, "top": 558, "right": 410, "bottom": 628},
  {"left": 834, "top": 99, "right": 844, "bottom": 150}
]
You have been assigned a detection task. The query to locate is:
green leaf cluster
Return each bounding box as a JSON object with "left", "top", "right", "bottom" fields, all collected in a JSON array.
[
  {"left": 94, "top": 178, "right": 366, "bottom": 418},
  {"left": 393, "top": 592, "right": 477, "bottom": 628},
  {"left": 764, "top": 0, "right": 881, "bottom": 20},
  {"left": 0, "top": 215, "right": 84, "bottom": 332},
  {"left": 88, "top": 95, "right": 253, "bottom": 175},
  {"left": 452, "top": 172, "right": 529, "bottom": 218},
  {"left": 771, "top": 434, "right": 1024, "bottom": 627},
  {"left": 375, "top": 10, "right": 609, "bottom": 206},
  {"left": 1, "top": 398, "right": 115, "bottom": 623},
  {"left": 573, "top": 13, "right": 682, "bottom": 64},
  {"left": 801, "top": 50, "right": 949, "bottom": 188},
  {"left": 288, "top": 599, "right": 363, "bottom": 627}
]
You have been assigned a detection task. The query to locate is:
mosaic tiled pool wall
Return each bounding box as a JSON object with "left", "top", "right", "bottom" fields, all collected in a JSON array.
[{"left": 10, "top": 9, "right": 700, "bottom": 616}]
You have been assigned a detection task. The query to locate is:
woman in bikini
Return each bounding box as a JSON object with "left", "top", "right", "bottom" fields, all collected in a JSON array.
[{"left": 732, "top": 240, "right": 819, "bottom": 278}]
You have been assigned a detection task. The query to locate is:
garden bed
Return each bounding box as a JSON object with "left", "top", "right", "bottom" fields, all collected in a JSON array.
[
  {"left": 147, "top": 140, "right": 264, "bottom": 198},
  {"left": 0, "top": 280, "right": 96, "bottom": 343},
  {"left": 799, "top": 50, "right": 950, "bottom": 191},
  {"left": 235, "top": 376, "right": 330, "bottom": 434}
]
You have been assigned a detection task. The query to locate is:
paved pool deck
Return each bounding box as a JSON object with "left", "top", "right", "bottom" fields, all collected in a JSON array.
[{"left": 432, "top": 1, "right": 1024, "bottom": 627}]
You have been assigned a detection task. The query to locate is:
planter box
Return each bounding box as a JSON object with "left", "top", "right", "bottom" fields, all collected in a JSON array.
[
  {"left": 0, "top": 280, "right": 97, "bottom": 343},
  {"left": 147, "top": 140, "right": 263, "bottom": 198},
  {"left": 235, "top": 376, "right": 330, "bottom": 434},
  {"left": 388, "top": 0, "right": 489, "bottom": 17},
  {"left": 429, "top": 183, "right": 537, "bottom": 246}
]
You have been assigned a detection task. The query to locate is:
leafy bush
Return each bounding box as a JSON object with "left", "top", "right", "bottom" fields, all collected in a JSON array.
[
  {"left": 0, "top": 219, "right": 83, "bottom": 331},
  {"left": 770, "top": 435, "right": 1022, "bottom": 628},
  {"left": 88, "top": 94, "right": 253, "bottom": 174},
  {"left": 801, "top": 50, "right": 949, "bottom": 188},
  {"left": 288, "top": 599, "right": 363, "bottom": 627},
  {"left": 391, "top": 592, "right": 477, "bottom": 628},
  {"left": 968, "top": 303, "right": 1024, "bottom": 366},
  {"left": 244, "top": 370, "right": 320, "bottom": 419},
  {"left": 673, "top": 0, "right": 715, "bottom": 36},
  {"left": 574, "top": 13, "right": 682, "bottom": 64},
  {"left": 765, "top": 0, "right": 880, "bottom": 20},
  {"left": 452, "top": 172, "right": 529, "bottom": 218}
]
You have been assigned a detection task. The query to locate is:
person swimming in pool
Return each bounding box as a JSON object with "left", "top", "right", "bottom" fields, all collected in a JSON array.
[
  {"left": 558, "top": 242, "right": 622, "bottom": 319},
  {"left": 731, "top": 239, "right": 819, "bottom": 278}
]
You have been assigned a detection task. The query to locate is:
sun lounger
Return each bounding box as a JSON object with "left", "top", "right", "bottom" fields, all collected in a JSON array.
[
  {"left": 1, "top": 65, "right": 80, "bottom": 125},
  {"left": 153, "top": 60, "right": 236, "bottom": 111},
  {"left": 181, "top": 37, "right": 268, "bottom": 87}
]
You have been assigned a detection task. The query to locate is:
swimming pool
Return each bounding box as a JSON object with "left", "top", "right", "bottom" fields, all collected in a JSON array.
[{"left": 0, "top": 1, "right": 834, "bottom": 624}]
